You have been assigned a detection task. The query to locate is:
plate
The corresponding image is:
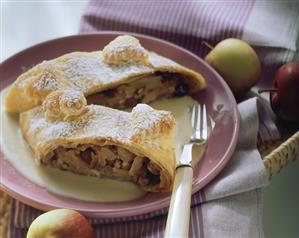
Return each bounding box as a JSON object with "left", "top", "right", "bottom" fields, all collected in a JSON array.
[{"left": 0, "top": 32, "right": 239, "bottom": 218}]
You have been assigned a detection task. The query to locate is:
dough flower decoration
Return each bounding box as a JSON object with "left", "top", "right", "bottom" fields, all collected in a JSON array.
[
  {"left": 42, "top": 89, "right": 87, "bottom": 120},
  {"left": 103, "top": 35, "right": 149, "bottom": 65}
]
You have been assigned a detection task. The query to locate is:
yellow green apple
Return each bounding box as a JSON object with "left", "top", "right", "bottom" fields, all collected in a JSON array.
[
  {"left": 205, "top": 38, "right": 261, "bottom": 97},
  {"left": 26, "top": 209, "right": 95, "bottom": 238}
]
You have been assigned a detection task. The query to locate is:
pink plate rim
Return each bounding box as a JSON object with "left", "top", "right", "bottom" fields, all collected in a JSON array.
[{"left": 0, "top": 31, "right": 240, "bottom": 218}]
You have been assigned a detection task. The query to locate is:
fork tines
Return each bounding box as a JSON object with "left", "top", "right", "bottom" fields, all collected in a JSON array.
[{"left": 191, "top": 104, "right": 208, "bottom": 142}]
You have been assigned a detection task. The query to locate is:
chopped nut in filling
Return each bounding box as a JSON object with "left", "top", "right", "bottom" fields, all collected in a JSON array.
[
  {"left": 86, "top": 72, "right": 189, "bottom": 109},
  {"left": 46, "top": 145, "right": 161, "bottom": 187}
]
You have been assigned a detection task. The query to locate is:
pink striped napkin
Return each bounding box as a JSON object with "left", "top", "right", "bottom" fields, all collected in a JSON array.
[{"left": 8, "top": 1, "right": 298, "bottom": 237}]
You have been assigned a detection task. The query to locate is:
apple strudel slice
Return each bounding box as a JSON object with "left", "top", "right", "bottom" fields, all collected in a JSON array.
[
  {"left": 20, "top": 90, "right": 176, "bottom": 192},
  {"left": 6, "top": 35, "right": 205, "bottom": 113}
]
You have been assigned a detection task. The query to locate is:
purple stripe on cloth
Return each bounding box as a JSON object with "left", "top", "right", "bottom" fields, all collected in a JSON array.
[
  {"left": 9, "top": 190, "right": 207, "bottom": 237},
  {"left": 198, "top": 190, "right": 206, "bottom": 238},
  {"left": 11, "top": 191, "right": 206, "bottom": 228},
  {"left": 9, "top": 199, "right": 209, "bottom": 238},
  {"left": 79, "top": 1, "right": 254, "bottom": 58},
  {"left": 8, "top": 195, "right": 26, "bottom": 238},
  {"left": 9, "top": 189, "right": 210, "bottom": 237}
]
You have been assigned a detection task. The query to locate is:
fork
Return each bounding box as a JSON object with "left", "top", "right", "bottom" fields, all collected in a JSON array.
[{"left": 164, "top": 104, "right": 208, "bottom": 238}]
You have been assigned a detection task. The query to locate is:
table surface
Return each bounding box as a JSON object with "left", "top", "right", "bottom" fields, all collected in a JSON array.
[{"left": 1, "top": 2, "right": 298, "bottom": 237}]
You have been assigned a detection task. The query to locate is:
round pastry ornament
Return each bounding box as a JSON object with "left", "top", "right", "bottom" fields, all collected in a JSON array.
[{"left": 42, "top": 89, "right": 87, "bottom": 120}]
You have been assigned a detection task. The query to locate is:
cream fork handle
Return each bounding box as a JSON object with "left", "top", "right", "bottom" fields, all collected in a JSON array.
[{"left": 164, "top": 166, "right": 193, "bottom": 238}]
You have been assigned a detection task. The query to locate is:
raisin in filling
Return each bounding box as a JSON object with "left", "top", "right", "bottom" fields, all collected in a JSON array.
[
  {"left": 48, "top": 145, "right": 161, "bottom": 187},
  {"left": 86, "top": 72, "right": 189, "bottom": 109}
]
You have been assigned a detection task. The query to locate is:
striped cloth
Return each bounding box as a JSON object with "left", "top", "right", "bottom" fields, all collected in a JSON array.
[
  {"left": 8, "top": 1, "right": 298, "bottom": 237},
  {"left": 80, "top": 0, "right": 298, "bottom": 78},
  {"left": 80, "top": 1, "right": 254, "bottom": 58}
]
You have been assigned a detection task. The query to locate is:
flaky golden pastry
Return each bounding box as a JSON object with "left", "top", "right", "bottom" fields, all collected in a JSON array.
[
  {"left": 131, "top": 104, "right": 174, "bottom": 143},
  {"left": 42, "top": 89, "right": 87, "bottom": 120},
  {"left": 6, "top": 35, "right": 205, "bottom": 113},
  {"left": 103, "top": 35, "right": 149, "bottom": 65},
  {"left": 20, "top": 92, "right": 176, "bottom": 192}
]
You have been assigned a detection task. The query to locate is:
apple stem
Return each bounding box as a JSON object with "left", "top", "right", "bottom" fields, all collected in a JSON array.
[
  {"left": 258, "top": 88, "right": 277, "bottom": 94},
  {"left": 202, "top": 41, "right": 214, "bottom": 50}
]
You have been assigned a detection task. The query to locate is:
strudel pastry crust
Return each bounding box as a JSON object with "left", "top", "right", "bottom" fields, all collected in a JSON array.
[
  {"left": 6, "top": 35, "right": 205, "bottom": 113},
  {"left": 20, "top": 90, "right": 176, "bottom": 192}
]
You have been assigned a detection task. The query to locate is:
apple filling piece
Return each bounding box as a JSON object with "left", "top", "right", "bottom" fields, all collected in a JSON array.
[
  {"left": 46, "top": 145, "right": 161, "bottom": 187},
  {"left": 86, "top": 72, "right": 190, "bottom": 109}
]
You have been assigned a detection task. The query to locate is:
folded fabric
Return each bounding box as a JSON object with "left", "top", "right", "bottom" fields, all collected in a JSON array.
[{"left": 9, "top": 98, "right": 269, "bottom": 238}]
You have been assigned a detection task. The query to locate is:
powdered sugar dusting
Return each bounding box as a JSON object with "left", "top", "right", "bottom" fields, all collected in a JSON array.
[
  {"left": 105, "top": 36, "right": 143, "bottom": 53},
  {"left": 63, "top": 52, "right": 152, "bottom": 93},
  {"left": 44, "top": 122, "right": 73, "bottom": 138},
  {"left": 60, "top": 89, "right": 83, "bottom": 102},
  {"left": 59, "top": 90, "right": 87, "bottom": 115},
  {"left": 103, "top": 35, "right": 149, "bottom": 64},
  {"left": 24, "top": 105, "right": 132, "bottom": 147},
  {"left": 28, "top": 117, "right": 82, "bottom": 139},
  {"left": 132, "top": 104, "right": 162, "bottom": 132},
  {"left": 33, "top": 72, "right": 59, "bottom": 91},
  {"left": 64, "top": 53, "right": 104, "bottom": 92},
  {"left": 23, "top": 102, "right": 175, "bottom": 156},
  {"left": 131, "top": 104, "right": 175, "bottom": 138},
  {"left": 28, "top": 118, "right": 48, "bottom": 135}
]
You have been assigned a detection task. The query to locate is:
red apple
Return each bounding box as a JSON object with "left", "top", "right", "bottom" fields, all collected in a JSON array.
[
  {"left": 270, "top": 61, "right": 299, "bottom": 121},
  {"left": 26, "top": 209, "right": 95, "bottom": 238}
]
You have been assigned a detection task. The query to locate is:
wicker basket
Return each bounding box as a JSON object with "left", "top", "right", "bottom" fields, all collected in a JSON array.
[
  {"left": 1, "top": 131, "right": 298, "bottom": 238},
  {"left": 263, "top": 131, "right": 299, "bottom": 179}
]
